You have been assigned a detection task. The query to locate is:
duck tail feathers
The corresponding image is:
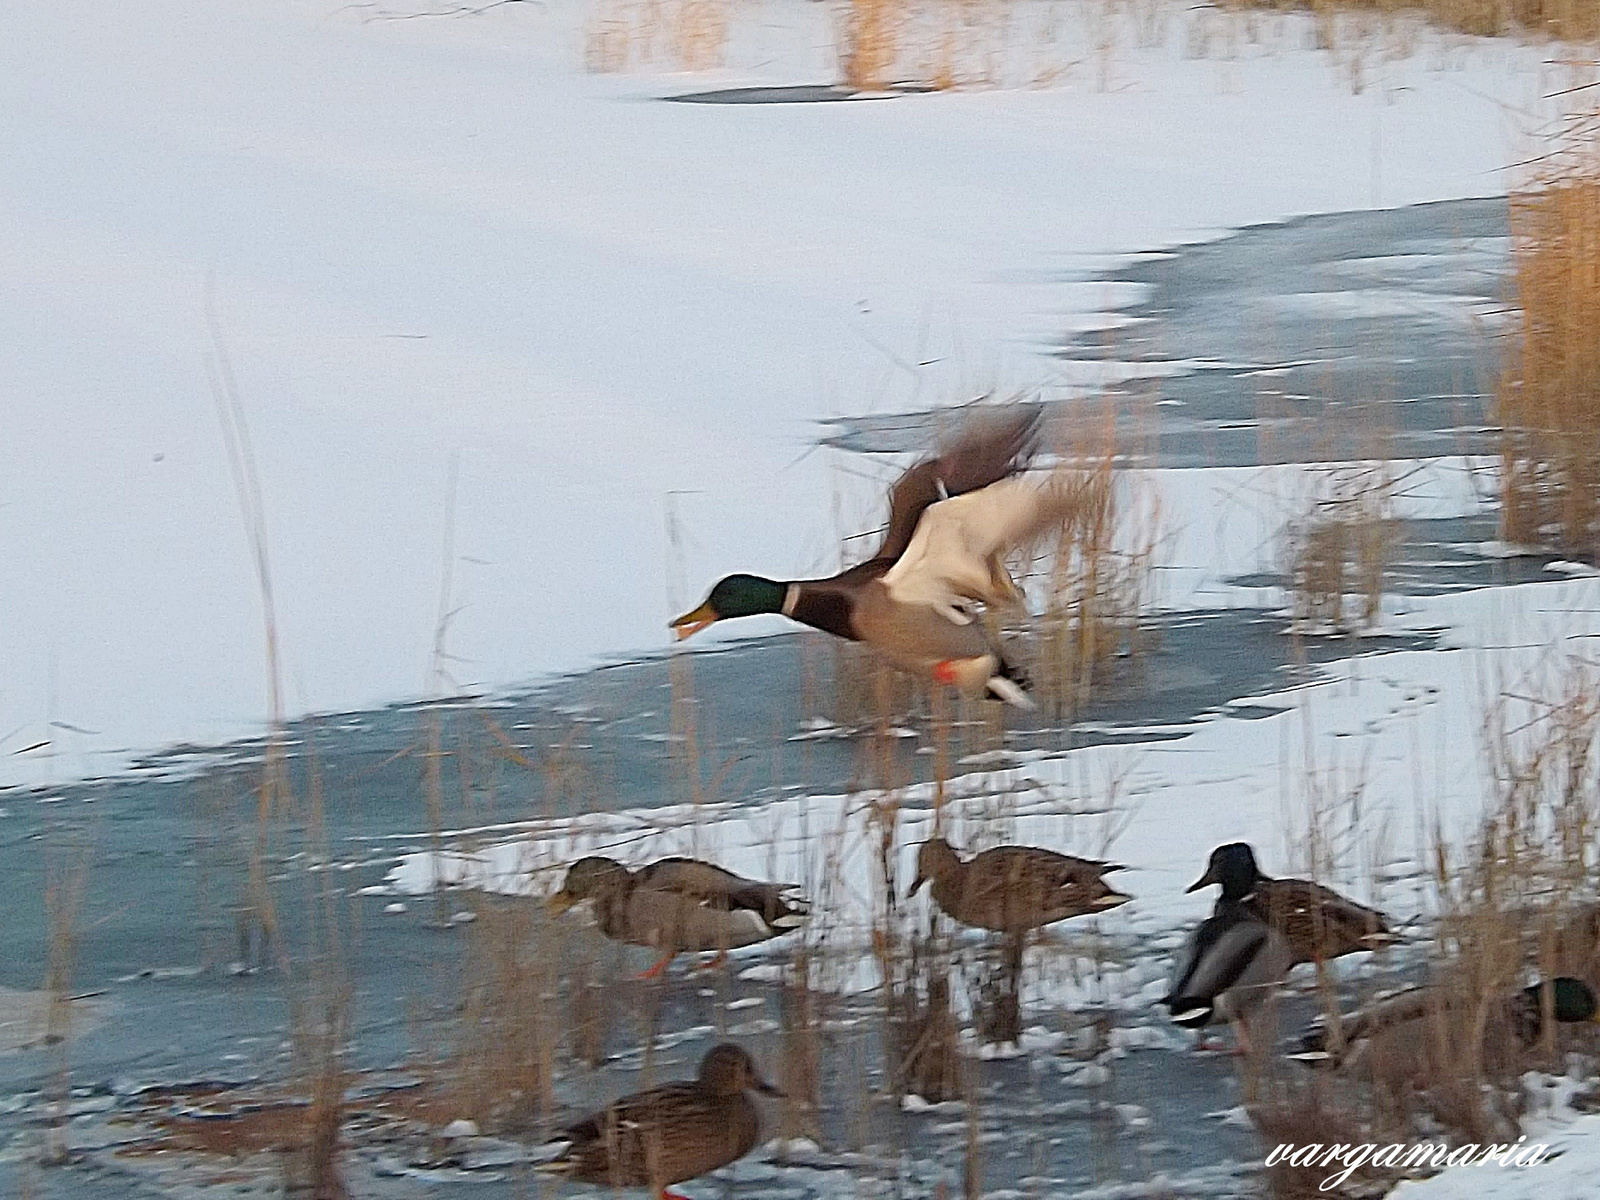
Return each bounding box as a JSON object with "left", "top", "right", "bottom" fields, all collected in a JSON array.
[
  {"left": 1288, "top": 1050, "right": 1335, "bottom": 1065},
  {"left": 986, "top": 675, "right": 1035, "bottom": 710}
]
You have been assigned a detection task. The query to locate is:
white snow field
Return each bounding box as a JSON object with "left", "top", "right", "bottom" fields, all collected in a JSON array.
[{"left": 0, "top": 0, "right": 1570, "bottom": 786}]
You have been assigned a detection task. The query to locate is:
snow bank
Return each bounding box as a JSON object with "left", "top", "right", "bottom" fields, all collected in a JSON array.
[{"left": 0, "top": 0, "right": 1563, "bottom": 784}]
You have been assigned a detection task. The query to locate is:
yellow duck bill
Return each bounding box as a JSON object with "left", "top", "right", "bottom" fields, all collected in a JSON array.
[{"left": 670, "top": 602, "right": 717, "bottom": 640}]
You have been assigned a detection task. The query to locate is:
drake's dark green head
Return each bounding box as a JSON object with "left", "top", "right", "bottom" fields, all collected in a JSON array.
[
  {"left": 1186, "top": 843, "right": 1261, "bottom": 901},
  {"left": 671, "top": 575, "right": 788, "bottom": 640},
  {"left": 1522, "top": 976, "right": 1600, "bottom": 1025}
]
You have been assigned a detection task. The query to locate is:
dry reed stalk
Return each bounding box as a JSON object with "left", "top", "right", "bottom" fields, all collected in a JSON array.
[
  {"left": 209, "top": 309, "right": 355, "bottom": 1191},
  {"left": 208, "top": 302, "right": 286, "bottom": 972},
  {"left": 38, "top": 828, "right": 90, "bottom": 1166},
  {"left": 1034, "top": 407, "right": 1157, "bottom": 718},
  {"left": 1498, "top": 136, "right": 1600, "bottom": 558}
]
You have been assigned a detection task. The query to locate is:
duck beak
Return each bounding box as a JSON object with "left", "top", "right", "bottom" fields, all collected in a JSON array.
[
  {"left": 548, "top": 891, "right": 576, "bottom": 916},
  {"left": 907, "top": 872, "right": 928, "bottom": 899},
  {"left": 1184, "top": 865, "right": 1217, "bottom": 894},
  {"left": 670, "top": 601, "right": 717, "bottom": 641}
]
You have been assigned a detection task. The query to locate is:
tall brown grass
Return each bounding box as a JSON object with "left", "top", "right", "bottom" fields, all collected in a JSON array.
[
  {"left": 587, "top": 0, "right": 731, "bottom": 73},
  {"left": 840, "top": 0, "right": 908, "bottom": 89},
  {"left": 1498, "top": 122, "right": 1600, "bottom": 557},
  {"left": 1034, "top": 414, "right": 1158, "bottom": 717},
  {"left": 1227, "top": 0, "right": 1600, "bottom": 40},
  {"left": 447, "top": 894, "right": 558, "bottom": 1131},
  {"left": 1286, "top": 465, "right": 1398, "bottom": 634}
]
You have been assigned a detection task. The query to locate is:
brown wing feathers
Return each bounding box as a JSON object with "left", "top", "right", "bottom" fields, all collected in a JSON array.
[{"left": 876, "top": 405, "right": 1042, "bottom": 565}]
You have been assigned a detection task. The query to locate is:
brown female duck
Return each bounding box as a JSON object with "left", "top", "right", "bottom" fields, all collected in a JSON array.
[
  {"left": 907, "top": 836, "right": 1130, "bottom": 933},
  {"left": 542, "top": 1042, "right": 782, "bottom": 1199},
  {"left": 551, "top": 855, "right": 809, "bottom": 978}
]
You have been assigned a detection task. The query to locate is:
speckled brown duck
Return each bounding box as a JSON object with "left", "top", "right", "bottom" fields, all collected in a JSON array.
[
  {"left": 550, "top": 855, "right": 809, "bottom": 977},
  {"left": 1187, "top": 842, "right": 1397, "bottom": 966},
  {"left": 542, "top": 1042, "right": 782, "bottom": 1199},
  {"left": 907, "top": 836, "right": 1130, "bottom": 933}
]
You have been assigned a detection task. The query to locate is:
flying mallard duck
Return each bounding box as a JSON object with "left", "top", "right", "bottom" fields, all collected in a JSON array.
[
  {"left": 1162, "top": 897, "right": 1296, "bottom": 1054},
  {"left": 541, "top": 1042, "right": 782, "bottom": 1200},
  {"left": 1186, "top": 842, "right": 1397, "bottom": 966},
  {"left": 550, "top": 856, "right": 810, "bottom": 978},
  {"left": 670, "top": 405, "right": 1070, "bottom": 707},
  {"left": 1293, "top": 977, "right": 1600, "bottom": 1092},
  {"left": 907, "top": 836, "right": 1130, "bottom": 933}
]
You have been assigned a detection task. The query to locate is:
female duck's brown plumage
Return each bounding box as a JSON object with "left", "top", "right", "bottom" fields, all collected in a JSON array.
[
  {"left": 1294, "top": 977, "right": 1600, "bottom": 1093},
  {"left": 543, "top": 1042, "right": 781, "bottom": 1199},
  {"left": 1187, "top": 843, "right": 1397, "bottom": 966},
  {"left": 907, "top": 836, "right": 1130, "bottom": 934},
  {"left": 670, "top": 405, "right": 1060, "bottom": 706},
  {"left": 551, "top": 855, "right": 809, "bottom": 977}
]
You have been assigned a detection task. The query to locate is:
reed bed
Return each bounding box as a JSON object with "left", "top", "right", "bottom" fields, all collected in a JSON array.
[
  {"left": 1228, "top": 0, "right": 1600, "bottom": 40},
  {"left": 1498, "top": 113, "right": 1600, "bottom": 559}
]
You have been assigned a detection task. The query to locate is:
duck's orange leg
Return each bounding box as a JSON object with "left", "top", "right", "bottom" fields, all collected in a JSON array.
[
  {"left": 700, "top": 948, "right": 728, "bottom": 972},
  {"left": 660, "top": 1190, "right": 690, "bottom": 1200},
  {"left": 636, "top": 951, "right": 675, "bottom": 980}
]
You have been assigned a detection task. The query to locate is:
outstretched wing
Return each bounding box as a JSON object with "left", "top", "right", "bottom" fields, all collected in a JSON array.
[
  {"left": 876, "top": 405, "right": 1041, "bottom": 565},
  {"left": 881, "top": 474, "right": 1076, "bottom": 614}
]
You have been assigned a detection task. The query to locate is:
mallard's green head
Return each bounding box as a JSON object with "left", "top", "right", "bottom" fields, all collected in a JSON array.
[
  {"left": 1524, "top": 976, "right": 1600, "bottom": 1024},
  {"left": 671, "top": 575, "right": 788, "bottom": 640},
  {"left": 1186, "top": 843, "right": 1260, "bottom": 901}
]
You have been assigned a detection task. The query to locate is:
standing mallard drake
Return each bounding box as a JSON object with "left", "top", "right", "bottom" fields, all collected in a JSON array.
[
  {"left": 907, "top": 836, "right": 1130, "bottom": 933},
  {"left": 551, "top": 856, "right": 809, "bottom": 978},
  {"left": 671, "top": 405, "right": 1070, "bottom": 707},
  {"left": 541, "top": 1042, "right": 782, "bottom": 1199},
  {"left": 1162, "top": 899, "right": 1296, "bottom": 1054},
  {"left": 1293, "top": 977, "right": 1600, "bottom": 1093},
  {"left": 1187, "top": 843, "right": 1397, "bottom": 966}
]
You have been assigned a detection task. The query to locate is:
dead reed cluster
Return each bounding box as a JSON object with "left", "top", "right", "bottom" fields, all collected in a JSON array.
[
  {"left": 586, "top": 0, "right": 731, "bottom": 73},
  {"left": 1227, "top": 0, "right": 1600, "bottom": 40},
  {"left": 1286, "top": 463, "right": 1398, "bottom": 634},
  {"left": 839, "top": 0, "right": 909, "bottom": 89},
  {"left": 446, "top": 895, "right": 560, "bottom": 1130},
  {"left": 1498, "top": 108, "right": 1600, "bottom": 558},
  {"left": 836, "top": 0, "right": 1092, "bottom": 92},
  {"left": 1033, "top": 420, "right": 1158, "bottom": 716}
]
